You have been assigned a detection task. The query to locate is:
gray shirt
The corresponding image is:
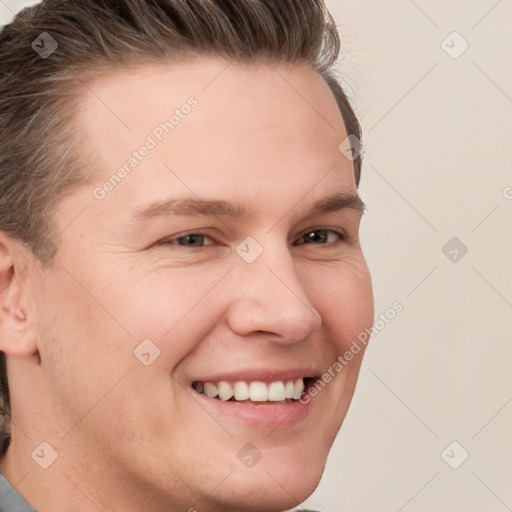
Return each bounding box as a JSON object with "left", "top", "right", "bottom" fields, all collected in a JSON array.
[{"left": 0, "top": 474, "right": 36, "bottom": 512}]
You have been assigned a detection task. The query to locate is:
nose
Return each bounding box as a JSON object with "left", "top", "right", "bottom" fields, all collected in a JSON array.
[{"left": 226, "top": 242, "right": 322, "bottom": 344}]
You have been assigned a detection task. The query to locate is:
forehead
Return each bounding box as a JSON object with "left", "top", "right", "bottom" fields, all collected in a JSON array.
[{"left": 73, "top": 58, "right": 355, "bottom": 210}]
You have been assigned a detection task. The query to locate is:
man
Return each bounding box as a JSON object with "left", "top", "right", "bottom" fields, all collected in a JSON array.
[{"left": 0, "top": 0, "right": 374, "bottom": 510}]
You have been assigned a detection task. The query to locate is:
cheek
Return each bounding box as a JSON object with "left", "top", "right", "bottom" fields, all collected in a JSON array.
[
  {"left": 94, "top": 258, "right": 231, "bottom": 331},
  {"left": 309, "top": 260, "right": 374, "bottom": 352},
  {"left": 112, "top": 268, "right": 231, "bottom": 361},
  {"left": 31, "top": 266, "right": 149, "bottom": 428},
  {"left": 34, "top": 260, "right": 230, "bottom": 385}
]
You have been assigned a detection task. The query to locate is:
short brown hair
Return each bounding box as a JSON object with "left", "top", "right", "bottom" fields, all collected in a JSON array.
[{"left": 0, "top": 0, "right": 363, "bottom": 445}]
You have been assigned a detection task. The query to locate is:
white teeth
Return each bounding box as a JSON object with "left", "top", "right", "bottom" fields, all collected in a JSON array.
[
  {"left": 218, "top": 381, "right": 234, "bottom": 401},
  {"left": 292, "top": 378, "right": 305, "bottom": 400},
  {"left": 195, "top": 378, "right": 308, "bottom": 403},
  {"left": 268, "top": 381, "right": 286, "bottom": 401},
  {"left": 234, "top": 381, "right": 250, "bottom": 401},
  {"left": 249, "top": 381, "right": 268, "bottom": 401},
  {"left": 203, "top": 382, "right": 218, "bottom": 398},
  {"left": 285, "top": 380, "right": 294, "bottom": 399}
]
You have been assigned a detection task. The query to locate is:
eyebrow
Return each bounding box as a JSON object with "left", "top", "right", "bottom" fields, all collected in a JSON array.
[{"left": 133, "top": 192, "right": 365, "bottom": 221}]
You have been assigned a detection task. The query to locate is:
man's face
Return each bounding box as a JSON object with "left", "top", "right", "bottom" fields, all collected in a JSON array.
[{"left": 29, "top": 59, "right": 373, "bottom": 510}]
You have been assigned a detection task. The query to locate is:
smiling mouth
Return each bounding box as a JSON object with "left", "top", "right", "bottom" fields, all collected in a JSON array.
[{"left": 191, "top": 377, "right": 316, "bottom": 404}]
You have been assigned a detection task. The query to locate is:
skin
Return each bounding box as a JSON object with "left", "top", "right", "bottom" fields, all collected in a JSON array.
[{"left": 0, "top": 58, "right": 374, "bottom": 512}]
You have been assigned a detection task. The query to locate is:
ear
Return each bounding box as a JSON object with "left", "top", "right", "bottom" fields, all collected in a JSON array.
[{"left": 0, "top": 232, "right": 38, "bottom": 357}]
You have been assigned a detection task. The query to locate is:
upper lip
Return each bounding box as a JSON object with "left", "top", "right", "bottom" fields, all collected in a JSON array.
[{"left": 190, "top": 368, "right": 320, "bottom": 385}]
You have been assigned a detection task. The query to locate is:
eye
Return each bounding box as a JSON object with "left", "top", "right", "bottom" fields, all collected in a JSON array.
[
  {"left": 158, "top": 231, "right": 216, "bottom": 248},
  {"left": 296, "top": 229, "right": 345, "bottom": 245},
  {"left": 157, "top": 228, "right": 345, "bottom": 250}
]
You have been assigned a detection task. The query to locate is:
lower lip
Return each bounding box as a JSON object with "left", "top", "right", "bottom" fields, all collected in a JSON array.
[{"left": 191, "top": 390, "right": 312, "bottom": 430}]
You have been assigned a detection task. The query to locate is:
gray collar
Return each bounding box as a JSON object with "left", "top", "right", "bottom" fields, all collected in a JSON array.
[{"left": 0, "top": 474, "right": 36, "bottom": 511}]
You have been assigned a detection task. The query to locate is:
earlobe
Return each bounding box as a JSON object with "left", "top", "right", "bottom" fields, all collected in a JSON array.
[{"left": 0, "top": 234, "right": 38, "bottom": 357}]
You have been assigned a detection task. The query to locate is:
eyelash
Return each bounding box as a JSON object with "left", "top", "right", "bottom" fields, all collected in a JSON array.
[{"left": 158, "top": 228, "right": 346, "bottom": 248}]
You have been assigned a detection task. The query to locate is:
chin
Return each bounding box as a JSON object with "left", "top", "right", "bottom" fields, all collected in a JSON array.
[
  {"left": 207, "top": 468, "right": 323, "bottom": 512},
  {"left": 200, "top": 446, "right": 327, "bottom": 512}
]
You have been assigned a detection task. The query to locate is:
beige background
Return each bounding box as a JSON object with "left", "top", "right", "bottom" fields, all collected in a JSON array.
[{"left": 1, "top": 1, "right": 511, "bottom": 511}]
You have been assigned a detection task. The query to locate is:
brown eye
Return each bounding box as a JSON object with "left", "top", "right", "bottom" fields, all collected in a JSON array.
[{"left": 299, "top": 229, "right": 344, "bottom": 245}]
